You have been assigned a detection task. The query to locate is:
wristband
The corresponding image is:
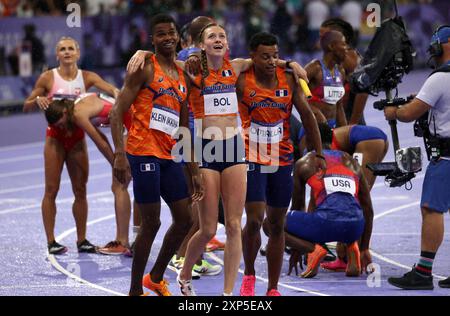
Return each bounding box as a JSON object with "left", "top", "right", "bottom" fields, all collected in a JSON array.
[{"left": 285, "top": 60, "right": 292, "bottom": 69}]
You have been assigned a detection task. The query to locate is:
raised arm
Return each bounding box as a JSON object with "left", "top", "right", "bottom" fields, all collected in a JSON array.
[
  {"left": 230, "top": 58, "right": 308, "bottom": 81},
  {"left": 84, "top": 71, "right": 120, "bottom": 98},
  {"left": 23, "top": 71, "right": 52, "bottom": 112},
  {"left": 127, "top": 50, "right": 154, "bottom": 73}
]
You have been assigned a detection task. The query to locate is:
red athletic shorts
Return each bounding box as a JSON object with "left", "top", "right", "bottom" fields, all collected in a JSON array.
[{"left": 46, "top": 125, "right": 85, "bottom": 152}]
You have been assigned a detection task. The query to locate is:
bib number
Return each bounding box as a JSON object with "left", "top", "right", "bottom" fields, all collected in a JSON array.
[
  {"left": 324, "top": 175, "right": 356, "bottom": 195},
  {"left": 149, "top": 105, "right": 179, "bottom": 136},
  {"left": 204, "top": 92, "right": 238, "bottom": 116},
  {"left": 324, "top": 86, "right": 345, "bottom": 105},
  {"left": 249, "top": 122, "right": 283, "bottom": 144}
]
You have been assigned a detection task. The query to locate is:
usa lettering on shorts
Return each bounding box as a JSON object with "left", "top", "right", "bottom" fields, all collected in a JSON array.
[
  {"left": 249, "top": 121, "right": 283, "bottom": 144},
  {"left": 324, "top": 175, "right": 356, "bottom": 195},
  {"left": 324, "top": 86, "right": 345, "bottom": 104},
  {"left": 149, "top": 104, "right": 180, "bottom": 136},
  {"left": 203, "top": 92, "right": 238, "bottom": 116}
]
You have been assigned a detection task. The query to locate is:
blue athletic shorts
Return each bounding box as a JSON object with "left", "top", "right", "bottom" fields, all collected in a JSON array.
[
  {"left": 127, "top": 154, "right": 189, "bottom": 204},
  {"left": 349, "top": 125, "right": 387, "bottom": 148},
  {"left": 246, "top": 162, "right": 293, "bottom": 208},
  {"left": 198, "top": 134, "right": 246, "bottom": 173},
  {"left": 285, "top": 192, "right": 365, "bottom": 244},
  {"left": 421, "top": 159, "right": 450, "bottom": 213}
]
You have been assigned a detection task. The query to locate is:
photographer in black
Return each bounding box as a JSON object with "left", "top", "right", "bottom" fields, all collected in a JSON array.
[{"left": 386, "top": 26, "right": 450, "bottom": 290}]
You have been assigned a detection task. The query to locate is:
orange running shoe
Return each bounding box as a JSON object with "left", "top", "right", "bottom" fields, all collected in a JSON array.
[
  {"left": 345, "top": 242, "right": 361, "bottom": 277},
  {"left": 301, "top": 244, "right": 327, "bottom": 278},
  {"left": 142, "top": 274, "right": 172, "bottom": 296},
  {"left": 206, "top": 237, "right": 225, "bottom": 252}
]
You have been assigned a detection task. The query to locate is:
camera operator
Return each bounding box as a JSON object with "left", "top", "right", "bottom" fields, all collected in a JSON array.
[{"left": 385, "top": 26, "right": 450, "bottom": 290}]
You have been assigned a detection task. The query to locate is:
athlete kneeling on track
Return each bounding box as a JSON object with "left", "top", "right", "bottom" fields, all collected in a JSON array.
[{"left": 284, "top": 148, "right": 374, "bottom": 279}]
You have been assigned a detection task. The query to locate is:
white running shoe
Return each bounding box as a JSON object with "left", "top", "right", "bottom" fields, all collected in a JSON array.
[{"left": 177, "top": 275, "right": 197, "bottom": 296}]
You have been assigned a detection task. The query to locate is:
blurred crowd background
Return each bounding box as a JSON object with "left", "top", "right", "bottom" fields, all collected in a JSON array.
[{"left": 0, "top": 0, "right": 448, "bottom": 111}]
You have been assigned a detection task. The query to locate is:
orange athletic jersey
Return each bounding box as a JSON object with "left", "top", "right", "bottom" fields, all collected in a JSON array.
[
  {"left": 190, "top": 58, "right": 238, "bottom": 119},
  {"left": 307, "top": 150, "right": 360, "bottom": 206},
  {"left": 126, "top": 55, "right": 188, "bottom": 159},
  {"left": 239, "top": 66, "right": 294, "bottom": 166}
]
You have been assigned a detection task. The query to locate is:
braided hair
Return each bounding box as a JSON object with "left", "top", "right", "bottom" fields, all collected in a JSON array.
[{"left": 198, "top": 23, "right": 228, "bottom": 92}]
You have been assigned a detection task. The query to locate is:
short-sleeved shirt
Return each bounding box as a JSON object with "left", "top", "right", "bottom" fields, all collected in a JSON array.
[{"left": 416, "top": 71, "right": 450, "bottom": 138}]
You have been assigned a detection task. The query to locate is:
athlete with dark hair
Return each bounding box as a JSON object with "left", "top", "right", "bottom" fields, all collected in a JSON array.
[
  {"left": 238, "top": 32, "right": 324, "bottom": 296},
  {"left": 110, "top": 13, "right": 204, "bottom": 296}
]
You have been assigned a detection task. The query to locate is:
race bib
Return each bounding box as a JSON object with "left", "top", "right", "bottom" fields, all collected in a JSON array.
[
  {"left": 149, "top": 105, "right": 179, "bottom": 136},
  {"left": 249, "top": 121, "right": 283, "bottom": 144},
  {"left": 323, "top": 86, "right": 345, "bottom": 105},
  {"left": 324, "top": 175, "right": 356, "bottom": 195},
  {"left": 204, "top": 92, "right": 238, "bottom": 116}
]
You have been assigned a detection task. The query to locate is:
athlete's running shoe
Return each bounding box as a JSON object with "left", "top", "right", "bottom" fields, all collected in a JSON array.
[
  {"left": 77, "top": 239, "right": 97, "bottom": 253},
  {"left": 345, "top": 242, "right": 361, "bottom": 277},
  {"left": 169, "top": 256, "right": 201, "bottom": 280},
  {"left": 321, "top": 258, "right": 347, "bottom": 272},
  {"left": 438, "top": 276, "right": 450, "bottom": 288},
  {"left": 266, "top": 289, "right": 281, "bottom": 296},
  {"left": 259, "top": 245, "right": 267, "bottom": 256},
  {"left": 301, "top": 244, "right": 327, "bottom": 278},
  {"left": 239, "top": 275, "right": 256, "bottom": 296},
  {"left": 98, "top": 241, "right": 129, "bottom": 255},
  {"left": 169, "top": 255, "right": 185, "bottom": 269},
  {"left": 193, "top": 259, "right": 222, "bottom": 276},
  {"left": 124, "top": 241, "right": 134, "bottom": 257},
  {"left": 48, "top": 241, "right": 68, "bottom": 255},
  {"left": 177, "top": 275, "right": 197, "bottom": 296},
  {"left": 142, "top": 274, "right": 172, "bottom": 296},
  {"left": 388, "top": 267, "right": 434, "bottom": 290},
  {"left": 322, "top": 244, "right": 337, "bottom": 262},
  {"left": 206, "top": 237, "right": 225, "bottom": 252}
]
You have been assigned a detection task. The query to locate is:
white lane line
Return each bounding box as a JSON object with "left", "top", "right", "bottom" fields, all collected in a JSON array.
[
  {"left": 0, "top": 158, "right": 108, "bottom": 179},
  {"left": 0, "top": 190, "right": 113, "bottom": 215},
  {"left": 48, "top": 214, "right": 126, "bottom": 296},
  {"left": 0, "top": 173, "right": 111, "bottom": 195},
  {"left": 50, "top": 207, "right": 328, "bottom": 297},
  {"left": 0, "top": 154, "right": 43, "bottom": 164},
  {"left": 0, "top": 143, "right": 103, "bottom": 164},
  {"left": 0, "top": 141, "right": 43, "bottom": 153},
  {"left": 372, "top": 200, "right": 446, "bottom": 280},
  {"left": 206, "top": 252, "right": 329, "bottom": 296}
]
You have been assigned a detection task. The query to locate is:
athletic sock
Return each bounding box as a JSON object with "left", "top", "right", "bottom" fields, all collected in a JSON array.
[{"left": 416, "top": 251, "right": 435, "bottom": 276}]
